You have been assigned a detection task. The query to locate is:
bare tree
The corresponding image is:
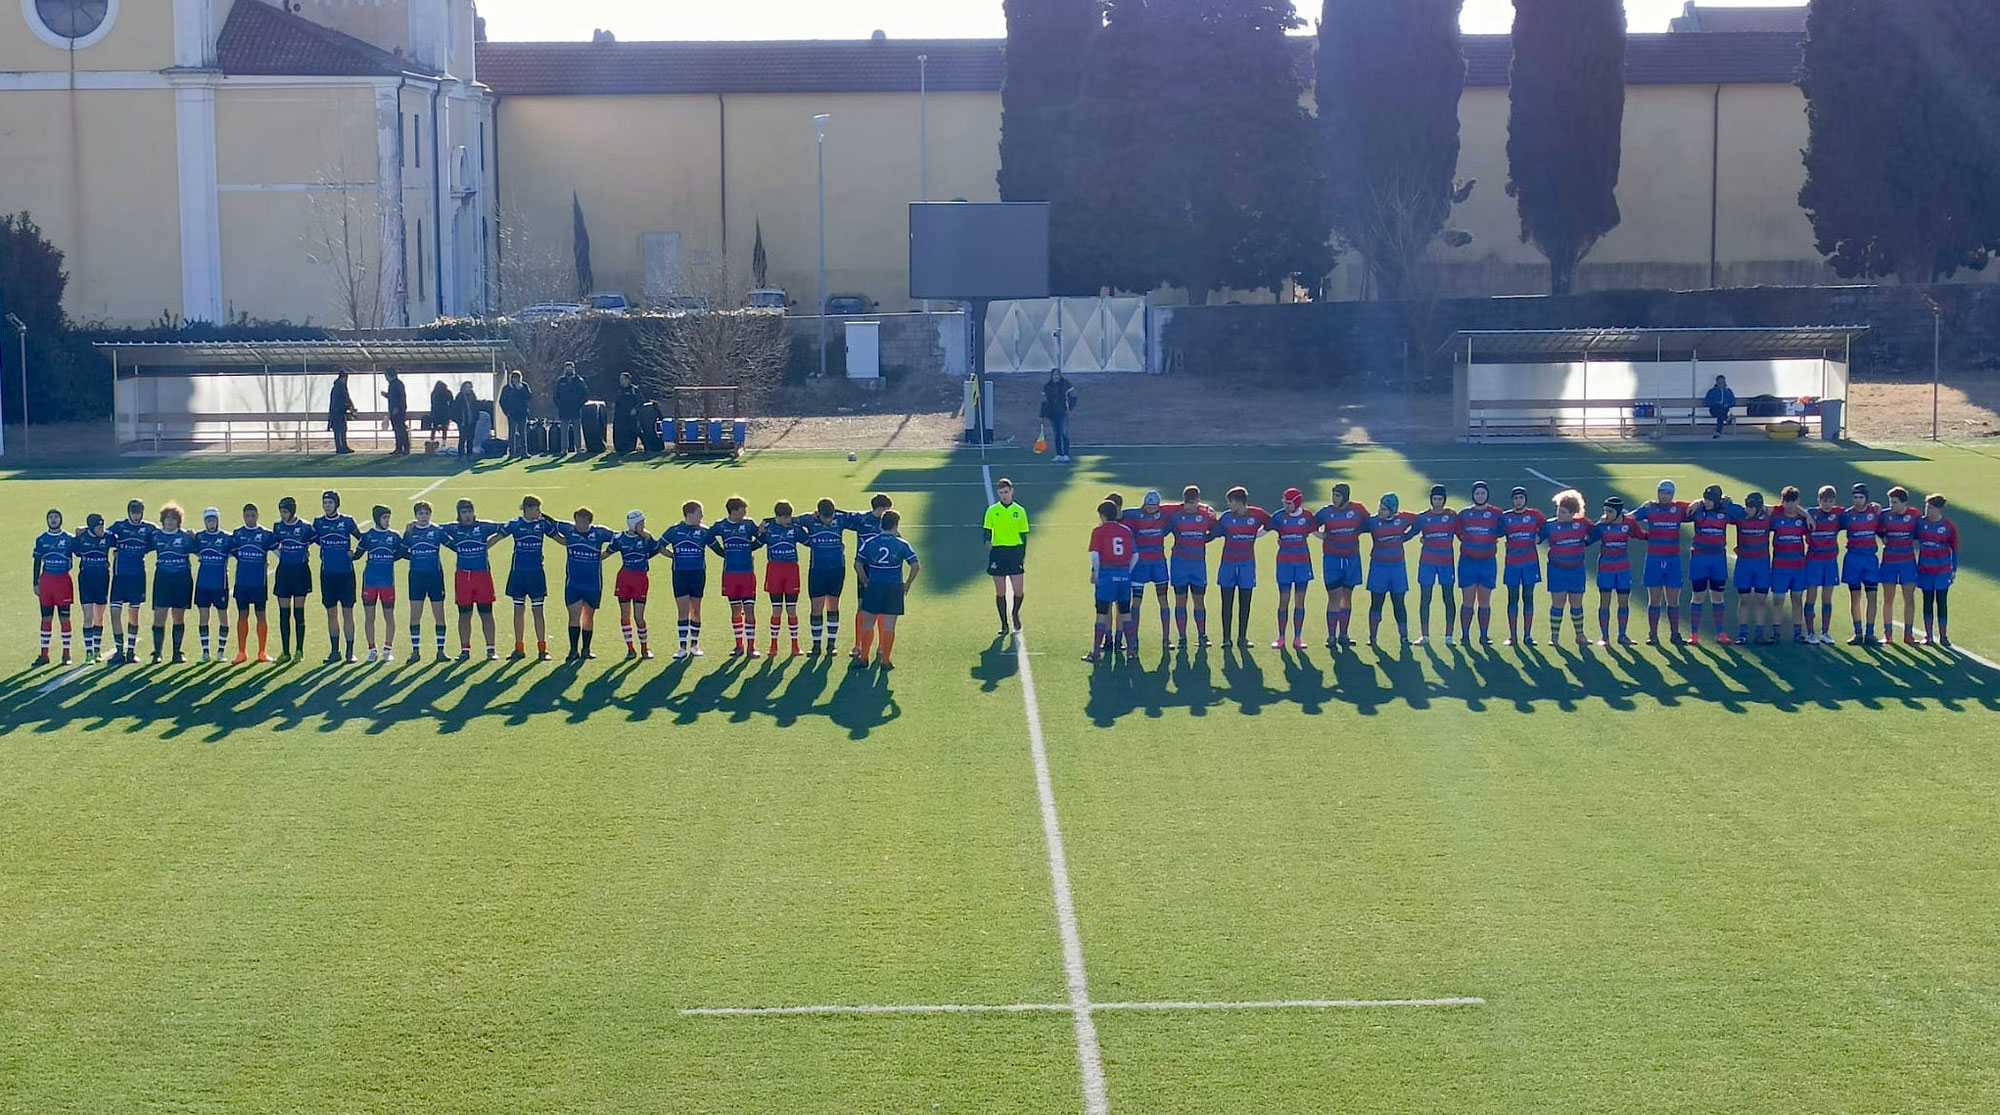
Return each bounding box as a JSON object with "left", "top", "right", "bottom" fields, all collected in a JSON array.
[
  {"left": 484, "top": 203, "right": 579, "bottom": 315},
  {"left": 505, "top": 316, "right": 602, "bottom": 399},
  {"left": 1339, "top": 169, "right": 1477, "bottom": 301},
  {"left": 628, "top": 264, "right": 788, "bottom": 414},
  {"left": 303, "top": 176, "right": 386, "bottom": 329}
]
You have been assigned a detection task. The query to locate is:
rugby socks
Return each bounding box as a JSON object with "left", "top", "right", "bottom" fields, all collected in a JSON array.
[
  {"left": 569, "top": 626, "right": 581, "bottom": 657},
  {"left": 278, "top": 609, "right": 291, "bottom": 654},
  {"left": 854, "top": 622, "right": 875, "bottom": 660},
  {"left": 1506, "top": 591, "right": 1520, "bottom": 641},
  {"left": 1521, "top": 587, "right": 1535, "bottom": 641},
  {"left": 1459, "top": 602, "right": 1474, "bottom": 637},
  {"left": 823, "top": 611, "right": 838, "bottom": 650},
  {"left": 1391, "top": 594, "right": 1409, "bottom": 641},
  {"left": 1275, "top": 604, "right": 1289, "bottom": 643},
  {"left": 1549, "top": 606, "right": 1563, "bottom": 638},
  {"left": 1092, "top": 617, "right": 1109, "bottom": 656},
  {"left": 1710, "top": 602, "right": 1725, "bottom": 639},
  {"left": 1570, "top": 607, "right": 1585, "bottom": 639},
  {"left": 995, "top": 595, "right": 1008, "bottom": 628},
  {"left": 152, "top": 624, "right": 166, "bottom": 658},
  {"left": 38, "top": 619, "right": 51, "bottom": 655},
  {"left": 216, "top": 618, "right": 227, "bottom": 658},
  {"left": 436, "top": 625, "right": 448, "bottom": 656},
  {"left": 1598, "top": 605, "right": 1612, "bottom": 641},
  {"left": 1477, "top": 606, "right": 1492, "bottom": 640},
  {"left": 1159, "top": 598, "right": 1173, "bottom": 643},
  {"left": 580, "top": 629, "right": 594, "bottom": 657},
  {"left": 1011, "top": 594, "right": 1024, "bottom": 630},
  {"left": 620, "top": 622, "right": 634, "bottom": 651},
  {"left": 1367, "top": 596, "right": 1383, "bottom": 642},
  {"left": 1291, "top": 604, "right": 1305, "bottom": 641},
  {"left": 810, "top": 614, "right": 824, "bottom": 650},
  {"left": 1326, "top": 604, "right": 1340, "bottom": 639},
  {"left": 409, "top": 623, "right": 422, "bottom": 657},
  {"left": 1820, "top": 602, "right": 1833, "bottom": 637},
  {"left": 1236, "top": 589, "right": 1253, "bottom": 644},
  {"left": 199, "top": 624, "right": 210, "bottom": 657},
  {"left": 1176, "top": 602, "right": 1190, "bottom": 640},
  {"left": 637, "top": 624, "right": 649, "bottom": 653},
  {"left": 878, "top": 629, "right": 896, "bottom": 664},
  {"left": 172, "top": 623, "right": 185, "bottom": 658},
  {"left": 1192, "top": 603, "right": 1207, "bottom": 640},
  {"left": 1218, "top": 594, "right": 1234, "bottom": 641}
]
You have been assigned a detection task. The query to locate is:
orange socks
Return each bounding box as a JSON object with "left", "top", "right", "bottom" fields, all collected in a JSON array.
[{"left": 878, "top": 629, "right": 896, "bottom": 663}]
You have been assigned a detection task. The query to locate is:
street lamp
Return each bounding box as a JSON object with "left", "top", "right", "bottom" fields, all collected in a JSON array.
[
  {"left": 814, "top": 113, "right": 830, "bottom": 379},
  {"left": 918, "top": 55, "right": 929, "bottom": 316},
  {"left": 1924, "top": 294, "right": 1942, "bottom": 441},
  {"left": 3, "top": 313, "right": 23, "bottom": 455}
]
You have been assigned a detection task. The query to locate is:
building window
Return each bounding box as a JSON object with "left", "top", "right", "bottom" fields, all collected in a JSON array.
[
  {"left": 26, "top": 0, "right": 117, "bottom": 48},
  {"left": 412, "top": 114, "right": 422, "bottom": 168},
  {"left": 416, "top": 221, "right": 426, "bottom": 302}
]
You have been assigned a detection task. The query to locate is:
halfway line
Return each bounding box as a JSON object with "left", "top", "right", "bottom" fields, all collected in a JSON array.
[
  {"left": 682, "top": 996, "right": 1487, "bottom": 1018},
  {"left": 985, "top": 462, "right": 1110, "bottom": 1115}
]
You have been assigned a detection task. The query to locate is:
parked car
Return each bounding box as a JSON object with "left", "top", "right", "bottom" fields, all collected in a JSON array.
[
  {"left": 823, "top": 294, "right": 876, "bottom": 316},
  {"left": 744, "top": 287, "right": 790, "bottom": 310},
  {"left": 511, "top": 301, "right": 585, "bottom": 321},
  {"left": 656, "top": 294, "right": 713, "bottom": 315},
  {"left": 584, "top": 292, "right": 633, "bottom": 315}
]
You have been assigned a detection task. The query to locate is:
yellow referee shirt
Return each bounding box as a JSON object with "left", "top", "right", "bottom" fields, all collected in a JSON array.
[{"left": 984, "top": 501, "right": 1031, "bottom": 546}]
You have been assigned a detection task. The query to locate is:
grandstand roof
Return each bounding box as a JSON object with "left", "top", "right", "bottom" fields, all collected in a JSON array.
[
  {"left": 1452, "top": 327, "right": 1867, "bottom": 363},
  {"left": 99, "top": 339, "right": 509, "bottom": 373}
]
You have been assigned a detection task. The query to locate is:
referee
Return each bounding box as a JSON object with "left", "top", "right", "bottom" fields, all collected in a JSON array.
[{"left": 984, "top": 477, "right": 1030, "bottom": 634}]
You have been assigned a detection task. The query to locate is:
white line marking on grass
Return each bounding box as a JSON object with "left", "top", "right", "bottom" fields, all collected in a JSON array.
[
  {"left": 409, "top": 474, "right": 455, "bottom": 501},
  {"left": 1525, "top": 466, "right": 1569, "bottom": 489},
  {"left": 35, "top": 665, "right": 88, "bottom": 696},
  {"left": 683, "top": 996, "right": 1487, "bottom": 1019},
  {"left": 1888, "top": 622, "right": 2000, "bottom": 671},
  {"left": 986, "top": 462, "right": 1110, "bottom": 1115}
]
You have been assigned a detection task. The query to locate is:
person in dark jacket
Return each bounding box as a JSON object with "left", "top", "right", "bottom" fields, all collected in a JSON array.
[
  {"left": 328, "top": 371, "right": 359, "bottom": 454},
  {"left": 1040, "top": 369, "right": 1079, "bottom": 463},
  {"left": 553, "top": 361, "right": 588, "bottom": 455},
  {"left": 383, "top": 368, "right": 411, "bottom": 456},
  {"left": 498, "top": 369, "right": 533, "bottom": 458},
  {"left": 454, "top": 381, "right": 481, "bottom": 462},
  {"left": 1704, "top": 374, "right": 1737, "bottom": 439},
  {"left": 428, "top": 380, "right": 454, "bottom": 441},
  {"left": 611, "top": 371, "right": 642, "bottom": 455}
]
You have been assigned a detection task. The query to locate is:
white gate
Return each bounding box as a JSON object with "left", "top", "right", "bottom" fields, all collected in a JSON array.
[{"left": 985, "top": 296, "right": 1147, "bottom": 374}]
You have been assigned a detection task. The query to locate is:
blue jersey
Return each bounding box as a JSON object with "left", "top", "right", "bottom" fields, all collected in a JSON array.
[
  {"left": 662, "top": 522, "right": 715, "bottom": 572},
  {"left": 804, "top": 515, "right": 848, "bottom": 568},
  {"left": 559, "top": 524, "right": 618, "bottom": 589},
  {"left": 500, "top": 516, "right": 557, "bottom": 570},
  {"left": 402, "top": 523, "right": 449, "bottom": 575},
  {"left": 358, "top": 527, "right": 404, "bottom": 587},
  {"left": 710, "top": 517, "right": 762, "bottom": 573},
  {"left": 73, "top": 530, "right": 112, "bottom": 576},
  {"left": 193, "top": 528, "right": 233, "bottom": 586},
  {"left": 107, "top": 518, "right": 158, "bottom": 577},
  {"left": 33, "top": 530, "right": 75, "bottom": 576},
  {"left": 847, "top": 510, "right": 888, "bottom": 543},
  {"left": 761, "top": 519, "right": 806, "bottom": 564},
  {"left": 443, "top": 520, "right": 503, "bottom": 573},
  {"left": 857, "top": 533, "right": 918, "bottom": 579},
  {"left": 231, "top": 525, "right": 276, "bottom": 585},
  {"left": 610, "top": 530, "right": 659, "bottom": 571},
  {"left": 271, "top": 518, "right": 314, "bottom": 567},
  {"left": 313, "top": 514, "right": 362, "bottom": 573},
  {"left": 151, "top": 528, "right": 196, "bottom": 575}
]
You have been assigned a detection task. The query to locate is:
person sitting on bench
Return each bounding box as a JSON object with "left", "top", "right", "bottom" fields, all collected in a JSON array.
[{"left": 1704, "top": 375, "right": 1737, "bottom": 439}]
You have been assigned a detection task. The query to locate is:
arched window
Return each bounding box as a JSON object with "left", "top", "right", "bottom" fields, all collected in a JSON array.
[{"left": 27, "top": 0, "right": 115, "bottom": 47}]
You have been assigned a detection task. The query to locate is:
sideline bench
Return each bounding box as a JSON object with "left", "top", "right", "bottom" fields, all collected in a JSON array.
[
  {"left": 124, "top": 409, "right": 402, "bottom": 452},
  {"left": 1467, "top": 397, "right": 1816, "bottom": 440}
]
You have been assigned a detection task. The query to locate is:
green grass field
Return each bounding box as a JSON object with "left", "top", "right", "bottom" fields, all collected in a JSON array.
[{"left": 2, "top": 440, "right": 1997, "bottom": 1114}]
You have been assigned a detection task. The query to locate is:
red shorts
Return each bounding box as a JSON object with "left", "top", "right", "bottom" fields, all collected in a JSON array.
[
  {"left": 764, "top": 562, "right": 801, "bottom": 597},
  {"left": 615, "top": 568, "right": 650, "bottom": 602},
  {"left": 38, "top": 573, "right": 74, "bottom": 609},
  {"left": 454, "top": 569, "right": 496, "bottom": 606},
  {"left": 363, "top": 585, "right": 397, "bottom": 606},
  {"left": 722, "top": 572, "right": 757, "bottom": 601}
]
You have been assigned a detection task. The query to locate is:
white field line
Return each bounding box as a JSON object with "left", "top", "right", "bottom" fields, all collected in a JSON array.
[
  {"left": 987, "top": 463, "right": 1110, "bottom": 1115},
  {"left": 1525, "top": 466, "right": 1569, "bottom": 489},
  {"left": 35, "top": 664, "right": 89, "bottom": 696},
  {"left": 682, "top": 996, "right": 1487, "bottom": 1019},
  {"left": 1887, "top": 622, "right": 2000, "bottom": 671},
  {"left": 409, "top": 474, "right": 455, "bottom": 501}
]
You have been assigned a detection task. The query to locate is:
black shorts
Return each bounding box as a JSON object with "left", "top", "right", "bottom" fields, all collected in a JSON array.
[
  {"left": 234, "top": 583, "right": 269, "bottom": 608},
  {"left": 987, "top": 545, "right": 1026, "bottom": 577},
  {"left": 79, "top": 570, "right": 110, "bottom": 607},
  {"left": 807, "top": 566, "right": 846, "bottom": 600},
  {"left": 274, "top": 563, "right": 313, "bottom": 599},
  {"left": 672, "top": 569, "right": 706, "bottom": 599},
  {"left": 194, "top": 582, "right": 230, "bottom": 609},
  {"left": 564, "top": 584, "right": 603, "bottom": 610},
  {"left": 321, "top": 571, "right": 357, "bottom": 608},
  {"left": 153, "top": 571, "right": 194, "bottom": 611}
]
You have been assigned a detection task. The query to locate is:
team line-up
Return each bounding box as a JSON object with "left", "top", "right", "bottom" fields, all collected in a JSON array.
[
  {"left": 28, "top": 491, "right": 922, "bottom": 669},
  {"left": 1066, "top": 478, "right": 1961, "bottom": 662}
]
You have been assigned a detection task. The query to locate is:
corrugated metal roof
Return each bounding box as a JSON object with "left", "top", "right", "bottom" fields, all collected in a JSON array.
[
  {"left": 475, "top": 32, "right": 1805, "bottom": 98},
  {"left": 1452, "top": 327, "right": 1867, "bottom": 362},
  {"left": 1670, "top": 5, "right": 1809, "bottom": 34},
  {"left": 99, "top": 340, "right": 509, "bottom": 372}
]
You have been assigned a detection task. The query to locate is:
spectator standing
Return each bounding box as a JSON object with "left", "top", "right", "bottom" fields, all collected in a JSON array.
[
  {"left": 328, "top": 371, "right": 359, "bottom": 454},
  {"left": 1041, "top": 369, "right": 1079, "bottom": 463},
  {"left": 499, "top": 369, "right": 533, "bottom": 459},
  {"left": 611, "top": 371, "right": 642, "bottom": 455},
  {"left": 553, "top": 361, "right": 588, "bottom": 456},
  {"left": 383, "top": 368, "right": 411, "bottom": 456},
  {"left": 454, "top": 381, "right": 480, "bottom": 463},
  {"left": 428, "top": 380, "right": 454, "bottom": 446}
]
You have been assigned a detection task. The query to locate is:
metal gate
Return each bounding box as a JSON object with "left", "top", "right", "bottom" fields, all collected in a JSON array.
[{"left": 985, "top": 296, "right": 1148, "bottom": 374}]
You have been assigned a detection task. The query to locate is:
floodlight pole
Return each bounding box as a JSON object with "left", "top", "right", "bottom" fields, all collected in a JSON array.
[
  {"left": 1928, "top": 296, "right": 1942, "bottom": 441},
  {"left": 814, "top": 113, "right": 830, "bottom": 380},
  {"left": 918, "top": 54, "right": 929, "bottom": 317}
]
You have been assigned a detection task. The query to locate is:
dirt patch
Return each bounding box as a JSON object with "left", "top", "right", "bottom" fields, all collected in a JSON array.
[{"left": 1846, "top": 370, "right": 2000, "bottom": 441}]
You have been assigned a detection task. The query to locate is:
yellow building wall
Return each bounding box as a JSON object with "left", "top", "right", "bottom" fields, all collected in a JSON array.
[
  {"left": 0, "top": 0, "right": 178, "bottom": 73},
  {"left": 0, "top": 88, "right": 181, "bottom": 323}
]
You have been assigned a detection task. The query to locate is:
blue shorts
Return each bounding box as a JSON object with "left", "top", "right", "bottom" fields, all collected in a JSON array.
[
  {"left": 1417, "top": 562, "right": 1453, "bottom": 588},
  {"left": 672, "top": 569, "right": 707, "bottom": 599},
  {"left": 1547, "top": 565, "right": 1586, "bottom": 595},
  {"left": 858, "top": 580, "right": 905, "bottom": 616},
  {"left": 153, "top": 571, "right": 194, "bottom": 611},
  {"left": 1275, "top": 562, "right": 1312, "bottom": 588},
  {"left": 408, "top": 570, "right": 446, "bottom": 603},
  {"left": 1366, "top": 562, "right": 1408, "bottom": 595},
  {"left": 1504, "top": 562, "right": 1541, "bottom": 588},
  {"left": 1217, "top": 559, "right": 1257, "bottom": 590},
  {"left": 808, "top": 566, "right": 846, "bottom": 599},
  {"left": 1879, "top": 561, "right": 1918, "bottom": 586},
  {"left": 1804, "top": 559, "right": 1839, "bottom": 588},
  {"left": 1096, "top": 575, "right": 1132, "bottom": 605},
  {"left": 1458, "top": 557, "right": 1496, "bottom": 590},
  {"left": 79, "top": 570, "right": 110, "bottom": 607},
  {"left": 1689, "top": 554, "right": 1730, "bottom": 591},
  {"left": 233, "top": 582, "right": 269, "bottom": 608},
  {"left": 1643, "top": 555, "right": 1683, "bottom": 589},
  {"left": 1771, "top": 566, "right": 1807, "bottom": 594},
  {"left": 1732, "top": 559, "right": 1772, "bottom": 593},
  {"left": 1917, "top": 571, "right": 1954, "bottom": 593},
  {"left": 1321, "top": 554, "right": 1364, "bottom": 590},
  {"left": 506, "top": 567, "right": 548, "bottom": 602},
  {"left": 1842, "top": 552, "right": 1880, "bottom": 587},
  {"left": 564, "top": 584, "right": 602, "bottom": 610},
  {"left": 1596, "top": 570, "right": 1632, "bottom": 594},
  {"left": 194, "top": 582, "right": 229, "bottom": 609},
  {"left": 1129, "top": 558, "right": 1170, "bottom": 587},
  {"left": 110, "top": 572, "right": 146, "bottom": 606},
  {"left": 1170, "top": 558, "right": 1208, "bottom": 591}
]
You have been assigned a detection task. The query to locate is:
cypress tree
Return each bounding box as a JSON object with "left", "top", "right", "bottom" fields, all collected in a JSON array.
[{"left": 1505, "top": 0, "right": 1626, "bottom": 296}]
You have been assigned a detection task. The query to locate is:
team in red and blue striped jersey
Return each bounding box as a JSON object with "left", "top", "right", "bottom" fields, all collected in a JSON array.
[
  {"left": 1362, "top": 495, "right": 1417, "bottom": 646},
  {"left": 1086, "top": 501, "right": 1138, "bottom": 661},
  {"left": 1121, "top": 491, "right": 1174, "bottom": 651},
  {"left": 1686, "top": 486, "right": 1744, "bottom": 645},
  {"left": 1539, "top": 492, "right": 1594, "bottom": 647},
  {"left": 1499, "top": 487, "right": 1547, "bottom": 646},
  {"left": 1166, "top": 487, "right": 1219, "bottom": 647},
  {"left": 1729, "top": 492, "right": 1776, "bottom": 644},
  {"left": 1411, "top": 485, "right": 1457, "bottom": 645},
  {"left": 1593, "top": 497, "right": 1638, "bottom": 645},
  {"left": 1268, "top": 488, "right": 1317, "bottom": 650},
  {"left": 1916, "top": 494, "right": 1958, "bottom": 647},
  {"left": 1803, "top": 486, "right": 1845, "bottom": 644},
  {"left": 1313, "top": 484, "right": 1368, "bottom": 646},
  {"left": 1631, "top": 481, "right": 1692, "bottom": 644},
  {"left": 1454, "top": 483, "right": 1503, "bottom": 643},
  {"left": 1213, "top": 488, "right": 1270, "bottom": 650},
  {"left": 1878, "top": 487, "right": 1923, "bottom": 644},
  {"left": 1768, "top": 487, "right": 1812, "bottom": 642},
  {"left": 1838, "top": 484, "right": 1885, "bottom": 645}
]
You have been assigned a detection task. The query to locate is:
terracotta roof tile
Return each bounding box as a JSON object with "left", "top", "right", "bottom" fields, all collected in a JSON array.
[{"left": 218, "top": 0, "right": 428, "bottom": 78}]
